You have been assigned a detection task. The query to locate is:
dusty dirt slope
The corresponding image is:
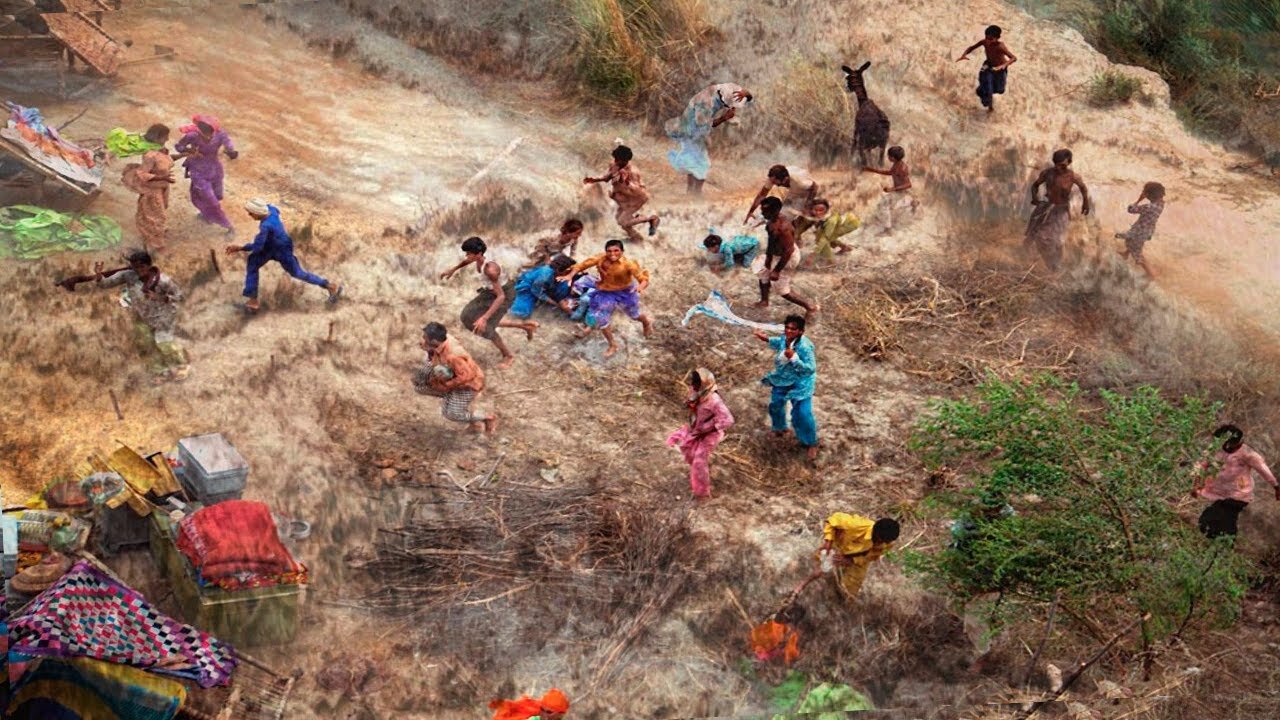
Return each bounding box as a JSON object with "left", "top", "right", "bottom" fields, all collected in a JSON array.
[{"left": 1, "top": 0, "right": 1279, "bottom": 718}]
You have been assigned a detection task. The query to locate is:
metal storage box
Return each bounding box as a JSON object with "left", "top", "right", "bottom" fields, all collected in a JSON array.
[
  {"left": 176, "top": 434, "right": 248, "bottom": 505},
  {"left": 148, "top": 511, "right": 302, "bottom": 647}
]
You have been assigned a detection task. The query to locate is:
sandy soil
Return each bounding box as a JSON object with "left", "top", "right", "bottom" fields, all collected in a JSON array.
[{"left": 2, "top": 0, "right": 1279, "bottom": 718}]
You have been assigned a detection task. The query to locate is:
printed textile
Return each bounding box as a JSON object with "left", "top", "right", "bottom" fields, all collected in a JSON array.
[
  {"left": 2, "top": 102, "right": 102, "bottom": 189},
  {"left": 176, "top": 500, "right": 304, "bottom": 582},
  {"left": 7, "top": 560, "right": 237, "bottom": 688},
  {"left": 6, "top": 656, "right": 185, "bottom": 720},
  {"left": 0, "top": 205, "right": 122, "bottom": 259},
  {"left": 681, "top": 290, "right": 783, "bottom": 333}
]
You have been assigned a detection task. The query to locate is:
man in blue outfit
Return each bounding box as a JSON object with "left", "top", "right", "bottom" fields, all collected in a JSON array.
[
  {"left": 510, "top": 254, "right": 575, "bottom": 320},
  {"left": 754, "top": 314, "right": 819, "bottom": 461},
  {"left": 225, "top": 198, "right": 343, "bottom": 313}
]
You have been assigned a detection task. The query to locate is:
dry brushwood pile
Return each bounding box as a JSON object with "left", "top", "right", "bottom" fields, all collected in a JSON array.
[
  {"left": 346, "top": 481, "right": 698, "bottom": 677},
  {"left": 827, "top": 261, "right": 1083, "bottom": 384}
]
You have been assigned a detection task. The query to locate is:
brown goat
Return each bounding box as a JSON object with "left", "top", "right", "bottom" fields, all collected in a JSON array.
[{"left": 842, "top": 61, "right": 891, "bottom": 167}]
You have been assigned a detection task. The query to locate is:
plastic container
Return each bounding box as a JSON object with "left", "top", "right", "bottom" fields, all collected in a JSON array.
[{"left": 2, "top": 515, "right": 18, "bottom": 579}]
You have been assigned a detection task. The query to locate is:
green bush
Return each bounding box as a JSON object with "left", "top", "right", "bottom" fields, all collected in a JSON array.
[
  {"left": 906, "top": 374, "right": 1253, "bottom": 653},
  {"left": 1088, "top": 70, "right": 1145, "bottom": 105}
]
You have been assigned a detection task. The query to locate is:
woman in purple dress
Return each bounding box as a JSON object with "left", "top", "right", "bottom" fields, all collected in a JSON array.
[{"left": 173, "top": 114, "right": 237, "bottom": 230}]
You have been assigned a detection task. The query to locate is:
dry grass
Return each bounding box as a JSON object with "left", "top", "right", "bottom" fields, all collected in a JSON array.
[
  {"left": 764, "top": 57, "right": 852, "bottom": 167},
  {"left": 825, "top": 263, "right": 1083, "bottom": 387},
  {"left": 344, "top": 480, "right": 700, "bottom": 689}
]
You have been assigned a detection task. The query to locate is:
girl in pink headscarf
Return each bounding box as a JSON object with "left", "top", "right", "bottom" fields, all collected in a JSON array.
[
  {"left": 173, "top": 114, "right": 238, "bottom": 230},
  {"left": 666, "top": 368, "right": 735, "bottom": 498}
]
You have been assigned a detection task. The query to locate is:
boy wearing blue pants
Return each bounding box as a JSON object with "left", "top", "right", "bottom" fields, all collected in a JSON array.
[
  {"left": 226, "top": 198, "right": 342, "bottom": 313},
  {"left": 754, "top": 315, "right": 819, "bottom": 462}
]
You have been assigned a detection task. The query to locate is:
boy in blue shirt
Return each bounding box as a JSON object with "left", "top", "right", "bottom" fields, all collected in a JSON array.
[
  {"left": 510, "top": 254, "right": 575, "bottom": 320},
  {"left": 703, "top": 232, "right": 760, "bottom": 273}
]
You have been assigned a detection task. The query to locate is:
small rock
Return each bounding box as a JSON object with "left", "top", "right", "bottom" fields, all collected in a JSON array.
[{"left": 539, "top": 468, "right": 559, "bottom": 483}]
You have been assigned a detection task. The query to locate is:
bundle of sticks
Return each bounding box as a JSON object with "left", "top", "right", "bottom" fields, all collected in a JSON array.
[{"left": 351, "top": 483, "right": 697, "bottom": 632}]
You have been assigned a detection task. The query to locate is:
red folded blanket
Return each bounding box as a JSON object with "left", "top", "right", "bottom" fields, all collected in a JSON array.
[{"left": 176, "top": 500, "right": 299, "bottom": 580}]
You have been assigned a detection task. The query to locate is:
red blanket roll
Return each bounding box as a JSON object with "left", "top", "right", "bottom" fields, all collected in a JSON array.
[{"left": 175, "top": 500, "right": 300, "bottom": 580}]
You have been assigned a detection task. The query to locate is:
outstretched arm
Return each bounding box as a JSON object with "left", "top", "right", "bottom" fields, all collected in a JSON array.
[
  {"left": 956, "top": 41, "right": 984, "bottom": 61},
  {"left": 439, "top": 258, "right": 472, "bottom": 281},
  {"left": 745, "top": 185, "right": 770, "bottom": 222}
]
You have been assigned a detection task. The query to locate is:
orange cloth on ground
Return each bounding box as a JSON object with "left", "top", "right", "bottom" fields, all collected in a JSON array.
[
  {"left": 489, "top": 697, "right": 543, "bottom": 720},
  {"left": 541, "top": 689, "right": 570, "bottom": 713},
  {"left": 750, "top": 620, "right": 800, "bottom": 665},
  {"left": 489, "top": 689, "right": 570, "bottom": 720}
]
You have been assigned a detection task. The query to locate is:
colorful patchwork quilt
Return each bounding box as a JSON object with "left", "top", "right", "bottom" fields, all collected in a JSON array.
[{"left": 7, "top": 560, "right": 237, "bottom": 688}]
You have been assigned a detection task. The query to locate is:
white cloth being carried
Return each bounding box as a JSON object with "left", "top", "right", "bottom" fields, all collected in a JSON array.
[{"left": 681, "top": 290, "right": 784, "bottom": 333}]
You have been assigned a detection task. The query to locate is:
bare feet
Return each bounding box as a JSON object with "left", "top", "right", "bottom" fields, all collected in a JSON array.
[
  {"left": 483, "top": 416, "right": 499, "bottom": 434},
  {"left": 496, "top": 355, "right": 516, "bottom": 370},
  {"left": 603, "top": 344, "right": 619, "bottom": 358},
  {"left": 523, "top": 321, "right": 539, "bottom": 341},
  {"left": 752, "top": 301, "right": 770, "bottom": 309},
  {"left": 835, "top": 245, "right": 852, "bottom": 255},
  {"left": 243, "top": 298, "right": 260, "bottom": 314},
  {"left": 640, "top": 318, "right": 653, "bottom": 337},
  {"left": 648, "top": 216, "right": 660, "bottom": 237},
  {"left": 806, "top": 445, "right": 819, "bottom": 462},
  {"left": 327, "top": 281, "right": 344, "bottom": 304}
]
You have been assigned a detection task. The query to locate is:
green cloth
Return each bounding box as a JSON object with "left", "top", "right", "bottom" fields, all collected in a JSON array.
[
  {"left": 0, "top": 205, "right": 122, "bottom": 259},
  {"left": 770, "top": 680, "right": 874, "bottom": 719},
  {"left": 105, "top": 127, "right": 161, "bottom": 158}
]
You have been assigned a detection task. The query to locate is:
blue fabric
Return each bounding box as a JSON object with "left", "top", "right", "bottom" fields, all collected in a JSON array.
[
  {"left": 762, "top": 336, "right": 816, "bottom": 400},
  {"left": 241, "top": 205, "right": 292, "bottom": 254},
  {"left": 714, "top": 234, "right": 760, "bottom": 269},
  {"left": 769, "top": 389, "right": 818, "bottom": 447},
  {"left": 977, "top": 66, "right": 1007, "bottom": 107},
  {"left": 510, "top": 265, "right": 569, "bottom": 318},
  {"left": 242, "top": 249, "right": 328, "bottom": 297},
  {"left": 665, "top": 93, "right": 727, "bottom": 180}
]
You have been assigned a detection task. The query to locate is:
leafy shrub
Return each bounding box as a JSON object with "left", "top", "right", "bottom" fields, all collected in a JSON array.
[
  {"left": 906, "top": 374, "right": 1253, "bottom": 654},
  {"left": 1088, "top": 69, "right": 1145, "bottom": 105}
]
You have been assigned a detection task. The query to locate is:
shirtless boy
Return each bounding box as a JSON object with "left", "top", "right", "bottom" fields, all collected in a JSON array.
[
  {"left": 584, "top": 145, "right": 659, "bottom": 242},
  {"left": 861, "top": 146, "right": 916, "bottom": 235},
  {"left": 957, "top": 25, "right": 1018, "bottom": 112},
  {"left": 754, "top": 197, "right": 818, "bottom": 317},
  {"left": 1026, "top": 149, "right": 1090, "bottom": 272}
]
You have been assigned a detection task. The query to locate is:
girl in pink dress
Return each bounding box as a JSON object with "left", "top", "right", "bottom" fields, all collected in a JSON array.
[{"left": 666, "top": 368, "right": 735, "bottom": 498}]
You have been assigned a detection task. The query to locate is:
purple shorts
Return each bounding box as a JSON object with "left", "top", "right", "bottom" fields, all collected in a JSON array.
[{"left": 588, "top": 287, "right": 642, "bottom": 328}]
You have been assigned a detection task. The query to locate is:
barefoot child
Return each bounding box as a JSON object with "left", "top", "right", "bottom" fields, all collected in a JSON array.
[
  {"left": 860, "top": 146, "right": 915, "bottom": 236},
  {"left": 440, "top": 236, "right": 538, "bottom": 369},
  {"left": 415, "top": 322, "right": 498, "bottom": 434},
  {"left": 584, "top": 145, "right": 659, "bottom": 242},
  {"left": 522, "top": 218, "right": 584, "bottom": 269},
  {"left": 957, "top": 25, "right": 1018, "bottom": 112},
  {"left": 754, "top": 197, "right": 819, "bottom": 317},
  {"left": 1116, "top": 181, "right": 1165, "bottom": 278},
  {"left": 557, "top": 239, "right": 654, "bottom": 358},
  {"left": 666, "top": 368, "right": 735, "bottom": 498}
]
